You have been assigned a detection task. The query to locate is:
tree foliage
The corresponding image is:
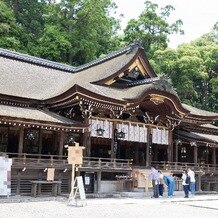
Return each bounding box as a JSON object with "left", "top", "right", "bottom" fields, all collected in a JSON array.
[
  {"left": 152, "top": 23, "right": 218, "bottom": 112},
  {"left": 0, "top": 0, "right": 25, "bottom": 50},
  {"left": 123, "top": 1, "right": 183, "bottom": 58},
  {"left": 1, "top": 0, "right": 120, "bottom": 64},
  {"left": 0, "top": 0, "right": 217, "bottom": 113}
]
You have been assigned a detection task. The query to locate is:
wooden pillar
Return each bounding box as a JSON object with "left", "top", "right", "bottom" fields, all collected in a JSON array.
[
  {"left": 206, "top": 147, "right": 209, "bottom": 164},
  {"left": 58, "top": 131, "right": 65, "bottom": 158},
  {"left": 168, "top": 130, "right": 173, "bottom": 162},
  {"left": 135, "top": 143, "right": 139, "bottom": 165},
  {"left": 194, "top": 146, "right": 198, "bottom": 164},
  {"left": 53, "top": 131, "right": 59, "bottom": 155},
  {"left": 97, "top": 171, "right": 102, "bottom": 193},
  {"left": 83, "top": 117, "right": 91, "bottom": 157},
  {"left": 146, "top": 126, "right": 151, "bottom": 167},
  {"left": 110, "top": 122, "right": 116, "bottom": 159},
  {"left": 38, "top": 128, "right": 43, "bottom": 155},
  {"left": 153, "top": 145, "right": 158, "bottom": 162},
  {"left": 196, "top": 173, "right": 202, "bottom": 191},
  {"left": 212, "top": 147, "right": 216, "bottom": 165},
  {"left": 16, "top": 171, "right": 21, "bottom": 195},
  {"left": 18, "top": 127, "right": 24, "bottom": 155},
  {"left": 83, "top": 131, "right": 91, "bottom": 157},
  {"left": 87, "top": 132, "right": 91, "bottom": 157},
  {"left": 175, "top": 143, "right": 178, "bottom": 162}
]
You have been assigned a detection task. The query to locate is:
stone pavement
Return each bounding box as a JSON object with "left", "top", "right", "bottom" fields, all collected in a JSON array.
[{"left": 0, "top": 192, "right": 218, "bottom": 218}]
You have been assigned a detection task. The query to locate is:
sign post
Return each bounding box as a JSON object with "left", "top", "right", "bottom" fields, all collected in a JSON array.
[{"left": 67, "top": 142, "right": 86, "bottom": 206}]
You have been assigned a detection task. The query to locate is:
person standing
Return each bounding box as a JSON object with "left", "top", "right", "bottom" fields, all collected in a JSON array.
[
  {"left": 151, "top": 166, "right": 159, "bottom": 198},
  {"left": 187, "top": 168, "right": 196, "bottom": 197},
  {"left": 158, "top": 171, "right": 164, "bottom": 197},
  {"left": 182, "top": 170, "right": 190, "bottom": 198}
]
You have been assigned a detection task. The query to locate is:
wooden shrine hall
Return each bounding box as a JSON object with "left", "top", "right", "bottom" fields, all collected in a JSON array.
[{"left": 0, "top": 41, "right": 218, "bottom": 195}]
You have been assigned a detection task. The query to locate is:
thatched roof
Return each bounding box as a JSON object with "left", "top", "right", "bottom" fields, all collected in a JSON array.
[
  {"left": 182, "top": 104, "right": 218, "bottom": 117},
  {"left": 0, "top": 45, "right": 137, "bottom": 100}
]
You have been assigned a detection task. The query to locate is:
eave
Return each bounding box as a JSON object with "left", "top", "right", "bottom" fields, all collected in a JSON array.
[
  {"left": 0, "top": 93, "right": 41, "bottom": 107},
  {"left": 0, "top": 116, "right": 86, "bottom": 132},
  {"left": 46, "top": 85, "right": 128, "bottom": 110}
]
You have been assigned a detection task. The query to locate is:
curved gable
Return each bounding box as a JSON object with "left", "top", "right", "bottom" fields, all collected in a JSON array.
[{"left": 93, "top": 48, "right": 157, "bottom": 86}]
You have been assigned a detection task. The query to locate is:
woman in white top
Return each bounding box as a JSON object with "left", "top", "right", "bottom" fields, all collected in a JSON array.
[
  {"left": 182, "top": 170, "right": 189, "bottom": 198},
  {"left": 158, "top": 171, "right": 164, "bottom": 197}
]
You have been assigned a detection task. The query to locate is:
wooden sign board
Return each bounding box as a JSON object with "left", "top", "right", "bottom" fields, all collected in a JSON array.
[
  {"left": 47, "top": 168, "right": 55, "bottom": 181},
  {"left": 68, "top": 143, "right": 84, "bottom": 165}
]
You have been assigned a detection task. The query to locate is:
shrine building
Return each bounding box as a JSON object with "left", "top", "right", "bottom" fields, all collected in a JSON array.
[{"left": 0, "top": 42, "right": 218, "bottom": 195}]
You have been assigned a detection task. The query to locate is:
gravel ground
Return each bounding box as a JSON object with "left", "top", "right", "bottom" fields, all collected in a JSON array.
[{"left": 0, "top": 196, "right": 218, "bottom": 218}]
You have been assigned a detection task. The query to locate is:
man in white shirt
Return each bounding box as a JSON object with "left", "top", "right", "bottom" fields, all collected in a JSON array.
[
  {"left": 187, "top": 168, "right": 196, "bottom": 196},
  {"left": 150, "top": 166, "right": 159, "bottom": 198}
]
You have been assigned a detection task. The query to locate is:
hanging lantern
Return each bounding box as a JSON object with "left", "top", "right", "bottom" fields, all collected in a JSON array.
[
  {"left": 25, "top": 130, "right": 36, "bottom": 140},
  {"left": 96, "top": 127, "right": 105, "bottom": 136}
]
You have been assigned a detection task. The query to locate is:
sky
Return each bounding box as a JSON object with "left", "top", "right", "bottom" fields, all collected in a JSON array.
[{"left": 114, "top": 0, "right": 218, "bottom": 48}]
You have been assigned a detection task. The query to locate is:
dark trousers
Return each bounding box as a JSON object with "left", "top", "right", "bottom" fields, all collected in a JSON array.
[
  {"left": 159, "top": 184, "right": 164, "bottom": 196},
  {"left": 152, "top": 180, "right": 159, "bottom": 198},
  {"left": 183, "top": 185, "right": 189, "bottom": 197}
]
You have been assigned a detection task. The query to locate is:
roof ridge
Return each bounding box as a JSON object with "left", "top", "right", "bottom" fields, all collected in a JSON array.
[
  {"left": 0, "top": 41, "right": 142, "bottom": 73},
  {"left": 0, "top": 48, "right": 75, "bottom": 72},
  {"left": 75, "top": 42, "right": 142, "bottom": 72}
]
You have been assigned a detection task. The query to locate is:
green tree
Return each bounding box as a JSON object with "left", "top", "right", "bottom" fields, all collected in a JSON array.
[
  {"left": 0, "top": 0, "right": 25, "bottom": 50},
  {"left": 4, "top": 0, "right": 47, "bottom": 47},
  {"left": 35, "top": 0, "right": 120, "bottom": 65},
  {"left": 35, "top": 25, "right": 71, "bottom": 63},
  {"left": 153, "top": 23, "right": 218, "bottom": 112},
  {"left": 123, "top": 1, "right": 183, "bottom": 58}
]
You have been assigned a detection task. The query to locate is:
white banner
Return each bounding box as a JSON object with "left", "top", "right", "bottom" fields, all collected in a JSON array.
[{"left": 152, "top": 128, "right": 169, "bottom": 145}]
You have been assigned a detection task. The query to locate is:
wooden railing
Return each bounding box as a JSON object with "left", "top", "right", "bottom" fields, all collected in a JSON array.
[
  {"left": 4, "top": 152, "right": 217, "bottom": 173},
  {"left": 5, "top": 152, "right": 132, "bottom": 170},
  {"left": 151, "top": 161, "right": 218, "bottom": 173}
]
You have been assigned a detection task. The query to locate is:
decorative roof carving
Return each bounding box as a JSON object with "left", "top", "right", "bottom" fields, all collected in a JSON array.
[
  {"left": 126, "top": 40, "right": 143, "bottom": 54},
  {"left": 152, "top": 77, "right": 175, "bottom": 94}
]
